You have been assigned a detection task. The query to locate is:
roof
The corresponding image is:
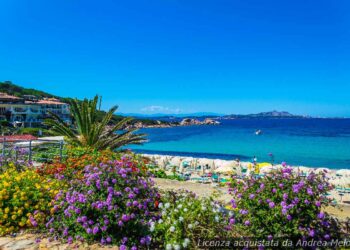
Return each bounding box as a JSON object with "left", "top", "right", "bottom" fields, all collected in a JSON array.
[
  {"left": 0, "top": 134, "right": 38, "bottom": 142},
  {"left": 0, "top": 92, "right": 22, "bottom": 100}
]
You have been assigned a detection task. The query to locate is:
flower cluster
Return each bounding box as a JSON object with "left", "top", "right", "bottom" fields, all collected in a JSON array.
[
  {"left": 0, "top": 167, "right": 61, "bottom": 235},
  {"left": 46, "top": 156, "right": 159, "bottom": 248},
  {"left": 152, "top": 190, "right": 231, "bottom": 249},
  {"left": 36, "top": 147, "right": 122, "bottom": 179},
  {"left": 229, "top": 166, "right": 341, "bottom": 241}
]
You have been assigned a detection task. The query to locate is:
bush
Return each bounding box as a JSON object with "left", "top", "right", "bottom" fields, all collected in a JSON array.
[
  {"left": 151, "top": 190, "right": 231, "bottom": 249},
  {"left": 0, "top": 167, "right": 61, "bottom": 235},
  {"left": 18, "top": 127, "right": 58, "bottom": 137},
  {"left": 229, "top": 167, "right": 341, "bottom": 242},
  {"left": 46, "top": 156, "right": 159, "bottom": 248},
  {"left": 36, "top": 147, "right": 120, "bottom": 178}
]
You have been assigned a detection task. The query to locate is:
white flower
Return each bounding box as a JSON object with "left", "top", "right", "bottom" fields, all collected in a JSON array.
[
  {"left": 215, "top": 215, "right": 219, "bottom": 222},
  {"left": 184, "top": 208, "right": 188, "bottom": 212},
  {"left": 150, "top": 225, "right": 155, "bottom": 232},
  {"left": 165, "top": 203, "right": 170, "bottom": 209},
  {"left": 194, "top": 221, "right": 199, "bottom": 226},
  {"left": 183, "top": 238, "right": 190, "bottom": 248},
  {"left": 166, "top": 244, "right": 172, "bottom": 250},
  {"left": 162, "top": 211, "right": 166, "bottom": 216},
  {"left": 177, "top": 204, "right": 183, "bottom": 209},
  {"left": 229, "top": 211, "right": 233, "bottom": 217},
  {"left": 174, "top": 244, "right": 181, "bottom": 250},
  {"left": 169, "top": 226, "right": 175, "bottom": 232},
  {"left": 158, "top": 219, "right": 163, "bottom": 224},
  {"left": 159, "top": 202, "right": 163, "bottom": 208},
  {"left": 179, "top": 216, "right": 184, "bottom": 222},
  {"left": 188, "top": 224, "right": 193, "bottom": 229},
  {"left": 174, "top": 209, "right": 179, "bottom": 213},
  {"left": 201, "top": 206, "right": 207, "bottom": 211}
]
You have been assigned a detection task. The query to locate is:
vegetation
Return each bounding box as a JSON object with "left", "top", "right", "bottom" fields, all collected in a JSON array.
[
  {"left": 45, "top": 95, "right": 146, "bottom": 150},
  {"left": 152, "top": 190, "right": 231, "bottom": 249},
  {"left": 229, "top": 167, "right": 341, "bottom": 242},
  {"left": 0, "top": 165, "right": 62, "bottom": 235}
]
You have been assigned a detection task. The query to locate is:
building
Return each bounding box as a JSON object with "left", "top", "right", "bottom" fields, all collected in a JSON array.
[{"left": 0, "top": 92, "right": 71, "bottom": 127}]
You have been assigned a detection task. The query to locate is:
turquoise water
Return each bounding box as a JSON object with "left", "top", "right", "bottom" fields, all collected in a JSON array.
[{"left": 130, "top": 119, "right": 350, "bottom": 169}]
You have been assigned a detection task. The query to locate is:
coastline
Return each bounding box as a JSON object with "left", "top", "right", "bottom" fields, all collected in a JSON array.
[{"left": 141, "top": 153, "right": 350, "bottom": 205}]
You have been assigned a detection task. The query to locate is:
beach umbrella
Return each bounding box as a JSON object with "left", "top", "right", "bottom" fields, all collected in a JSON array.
[
  {"left": 169, "top": 157, "right": 182, "bottom": 167},
  {"left": 215, "top": 165, "right": 234, "bottom": 174}
]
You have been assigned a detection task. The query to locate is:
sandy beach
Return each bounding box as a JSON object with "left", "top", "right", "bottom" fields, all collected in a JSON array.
[{"left": 144, "top": 154, "right": 350, "bottom": 206}]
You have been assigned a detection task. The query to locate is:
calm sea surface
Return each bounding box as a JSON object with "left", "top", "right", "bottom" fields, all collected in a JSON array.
[{"left": 129, "top": 119, "right": 350, "bottom": 169}]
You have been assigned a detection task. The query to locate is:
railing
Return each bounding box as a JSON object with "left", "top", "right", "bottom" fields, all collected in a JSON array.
[{"left": 0, "top": 138, "right": 66, "bottom": 163}]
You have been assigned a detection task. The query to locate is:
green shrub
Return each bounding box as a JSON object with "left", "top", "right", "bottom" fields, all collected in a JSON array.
[
  {"left": 151, "top": 190, "right": 231, "bottom": 249},
  {"left": 229, "top": 167, "right": 342, "bottom": 242}
]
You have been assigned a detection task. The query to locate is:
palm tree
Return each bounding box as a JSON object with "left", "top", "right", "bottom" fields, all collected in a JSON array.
[{"left": 45, "top": 95, "right": 147, "bottom": 150}]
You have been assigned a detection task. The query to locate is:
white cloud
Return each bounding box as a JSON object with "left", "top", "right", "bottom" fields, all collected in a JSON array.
[{"left": 141, "top": 105, "right": 181, "bottom": 114}]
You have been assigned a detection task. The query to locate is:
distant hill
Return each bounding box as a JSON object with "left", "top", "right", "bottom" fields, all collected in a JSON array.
[{"left": 222, "top": 110, "right": 309, "bottom": 119}]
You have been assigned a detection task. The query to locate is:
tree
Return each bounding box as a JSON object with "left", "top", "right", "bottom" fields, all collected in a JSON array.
[{"left": 45, "top": 95, "right": 147, "bottom": 150}]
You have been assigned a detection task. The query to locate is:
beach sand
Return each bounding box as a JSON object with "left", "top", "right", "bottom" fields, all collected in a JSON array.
[{"left": 154, "top": 178, "right": 350, "bottom": 221}]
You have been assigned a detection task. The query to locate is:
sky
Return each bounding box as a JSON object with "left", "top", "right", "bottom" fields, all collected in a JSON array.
[{"left": 0, "top": 0, "right": 349, "bottom": 117}]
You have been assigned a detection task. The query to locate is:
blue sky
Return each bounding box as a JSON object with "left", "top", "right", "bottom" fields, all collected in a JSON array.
[{"left": 0, "top": 0, "right": 349, "bottom": 117}]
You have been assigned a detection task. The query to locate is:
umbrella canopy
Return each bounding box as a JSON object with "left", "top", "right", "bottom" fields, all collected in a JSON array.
[{"left": 215, "top": 165, "right": 234, "bottom": 174}]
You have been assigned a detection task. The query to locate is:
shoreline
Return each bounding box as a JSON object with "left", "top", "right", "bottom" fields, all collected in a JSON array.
[
  {"left": 135, "top": 149, "right": 349, "bottom": 171},
  {"left": 141, "top": 153, "right": 350, "bottom": 206}
]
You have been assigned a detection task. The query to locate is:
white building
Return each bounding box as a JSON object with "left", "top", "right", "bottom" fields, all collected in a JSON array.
[{"left": 0, "top": 92, "right": 70, "bottom": 127}]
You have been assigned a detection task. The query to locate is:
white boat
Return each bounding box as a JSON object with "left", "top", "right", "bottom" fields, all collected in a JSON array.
[{"left": 255, "top": 130, "right": 262, "bottom": 135}]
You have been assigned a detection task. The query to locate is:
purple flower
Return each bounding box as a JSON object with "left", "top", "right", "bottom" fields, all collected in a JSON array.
[
  {"left": 272, "top": 188, "right": 277, "bottom": 193},
  {"left": 120, "top": 245, "right": 127, "bottom": 250},
  {"left": 315, "top": 201, "right": 321, "bottom": 207},
  {"left": 249, "top": 194, "right": 255, "bottom": 199},
  {"left": 286, "top": 214, "right": 292, "bottom": 221},
  {"left": 309, "top": 229, "right": 315, "bottom": 237},
  {"left": 268, "top": 202, "right": 275, "bottom": 208},
  {"left": 229, "top": 218, "right": 235, "bottom": 225},
  {"left": 318, "top": 212, "right": 325, "bottom": 219},
  {"left": 67, "top": 236, "right": 73, "bottom": 244},
  {"left": 92, "top": 226, "right": 99, "bottom": 234},
  {"left": 244, "top": 220, "right": 250, "bottom": 226},
  {"left": 283, "top": 193, "right": 288, "bottom": 200},
  {"left": 86, "top": 228, "right": 92, "bottom": 234},
  {"left": 307, "top": 188, "right": 313, "bottom": 195},
  {"left": 267, "top": 235, "right": 273, "bottom": 241},
  {"left": 324, "top": 234, "right": 330, "bottom": 240},
  {"left": 282, "top": 208, "right": 287, "bottom": 215},
  {"left": 106, "top": 236, "right": 112, "bottom": 243}
]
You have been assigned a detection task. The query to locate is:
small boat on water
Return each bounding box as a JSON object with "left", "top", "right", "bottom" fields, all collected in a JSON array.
[{"left": 255, "top": 129, "right": 262, "bottom": 135}]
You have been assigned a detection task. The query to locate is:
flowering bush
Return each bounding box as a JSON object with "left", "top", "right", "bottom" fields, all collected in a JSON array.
[
  {"left": 46, "top": 156, "right": 159, "bottom": 248},
  {"left": 36, "top": 147, "right": 122, "bottom": 178},
  {"left": 0, "top": 167, "right": 61, "bottom": 235},
  {"left": 151, "top": 190, "right": 231, "bottom": 249},
  {"left": 229, "top": 167, "right": 341, "bottom": 241}
]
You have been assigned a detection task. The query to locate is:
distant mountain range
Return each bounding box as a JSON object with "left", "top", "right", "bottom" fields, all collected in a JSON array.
[
  {"left": 120, "top": 112, "right": 224, "bottom": 119},
  {"left": 221, "top": 111, "right": 310, "bottom": 119},
  {"left": 123, "top": 110, "right": 309, "bottom": 120}
]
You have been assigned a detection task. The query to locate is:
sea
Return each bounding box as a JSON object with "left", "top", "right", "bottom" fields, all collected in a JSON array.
[{"left": 129, "top": 119, "right": 350, "bottom": 169}]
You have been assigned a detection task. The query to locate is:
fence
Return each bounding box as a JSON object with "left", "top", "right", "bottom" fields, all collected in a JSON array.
[{"left": 0, "top": 138, "right": 66, "bottom": 163}]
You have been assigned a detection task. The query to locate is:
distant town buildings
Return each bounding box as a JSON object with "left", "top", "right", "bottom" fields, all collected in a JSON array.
[{"left": 0, "top": 92, "right": 70, "bottom": 127}]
